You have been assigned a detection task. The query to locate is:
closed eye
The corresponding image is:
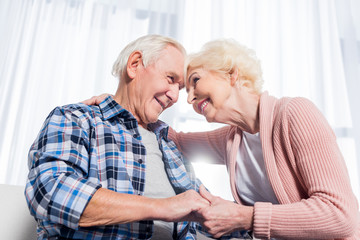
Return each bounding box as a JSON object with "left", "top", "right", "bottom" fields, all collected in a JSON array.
[
  {"left": 187, "top": 72, "right": 199, "bottom": 92},
  {"left": 192, "top": 77, "right": 200, "bottom": 88},
  {"left": 168, "top": 76, "right": 175, "bottom": 83}
]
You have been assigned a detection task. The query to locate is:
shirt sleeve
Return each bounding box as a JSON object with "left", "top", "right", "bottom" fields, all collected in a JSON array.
[{"left": 25, "top": 106, "right": 101, "bottom": 230}]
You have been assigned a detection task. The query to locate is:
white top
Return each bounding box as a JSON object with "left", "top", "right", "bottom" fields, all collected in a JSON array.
[
  {"left": 138, "top": 127, "right": 175, "bottom": 239},
  {"left": 235, "top": 132, "right": 278, "bottom": 205}
]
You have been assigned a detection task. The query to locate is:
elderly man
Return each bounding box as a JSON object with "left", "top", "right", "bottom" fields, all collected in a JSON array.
[{"left": 25, "top": 35, "right": 210, "bottom": 240}]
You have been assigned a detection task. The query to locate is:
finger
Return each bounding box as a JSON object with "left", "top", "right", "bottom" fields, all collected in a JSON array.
[
  {"left": 194, "top": 193, "right": 211, "bottom": 210},
  {"left": 199, "top": 196, "right": 211, "bottom": 207},
  {"left": 81, "top": 96, "right": 95, "bottom": 105},
  {"left": 95, "top": 94, "right": 110, "bottom": 104},
  {"left": 199, "top": 185, "right": 214, "bottom": 203}
]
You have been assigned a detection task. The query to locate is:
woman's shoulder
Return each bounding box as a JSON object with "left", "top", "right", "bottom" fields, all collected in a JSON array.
[
  {"left": 276, "top": 96, "right": 320, "bottom": 116},
  {"left": 262, "top": 93, "right": 326, "bottom": 129},
  {"left": 261, "top": 91, "right": 316, "bottom": 109},
  {"left": 274, "top": 96, "right": 332, "bottom": 135}
]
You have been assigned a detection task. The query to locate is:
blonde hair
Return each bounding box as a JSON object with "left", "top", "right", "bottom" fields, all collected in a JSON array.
[
  {"left": 186, "top": 39, "right": 263, "bottom": 93},
  {"left": 112, "top": 34, "right": 186, "bottom": 80}
]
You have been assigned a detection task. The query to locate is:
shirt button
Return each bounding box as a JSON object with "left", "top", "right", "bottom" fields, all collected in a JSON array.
[
  {"left": 133, "top": 133, "right": 139, "bottom": 138},
  {"left": 138, "top": 159, "right": 143, "bottom": 164}
]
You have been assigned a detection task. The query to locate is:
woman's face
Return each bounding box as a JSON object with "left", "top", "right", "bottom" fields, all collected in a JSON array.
[{"left": 186, "top": 68, "right": 233, "bottom": 122}]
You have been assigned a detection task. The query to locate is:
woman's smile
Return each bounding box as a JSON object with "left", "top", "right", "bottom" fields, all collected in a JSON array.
[{"left": 198, "top": 98, "right": 210, "bottom": 114}]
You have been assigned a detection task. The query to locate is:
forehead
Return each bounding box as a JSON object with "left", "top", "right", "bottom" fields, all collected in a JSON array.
[
  {"left": 154, "top": 46, "right": 185, "bottom": 85},
  {"left": 156, "top": 46, "right": 184, "bottom": 71}
]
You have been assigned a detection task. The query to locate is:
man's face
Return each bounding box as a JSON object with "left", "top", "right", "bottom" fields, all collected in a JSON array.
[{"left": 131, "top": 45, "right": 185, "bottom": 127}]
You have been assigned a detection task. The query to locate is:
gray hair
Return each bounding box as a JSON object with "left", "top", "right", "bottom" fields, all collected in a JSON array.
[{"left": 112, "top": 35, "right": 186, "bottom": 80}]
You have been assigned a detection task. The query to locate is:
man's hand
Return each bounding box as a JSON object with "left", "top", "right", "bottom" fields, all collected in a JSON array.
[
  {"left": 196, "top": 185, "right": 254, "bottom": 238},
  {"left": 81, "top": 93, "right": 112, "bottom": 105},
  {"left": 155, "top": 188, "right": 210, "bottom": 222}
]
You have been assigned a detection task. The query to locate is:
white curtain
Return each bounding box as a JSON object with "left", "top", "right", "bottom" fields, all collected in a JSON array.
[
  {"left": 171, "top": 0, "right": 360, "bottom": 200},
  {"left": 0, "top": 0, "right": 185, "bottom": 184},
  {"left": 0, "top": 0, "right": 359, "bottom": 200}
]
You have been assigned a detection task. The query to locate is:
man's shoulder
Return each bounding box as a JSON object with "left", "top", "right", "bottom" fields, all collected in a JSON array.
[{"left": 49, "top": 103, "right": 102, "bottom": 123}]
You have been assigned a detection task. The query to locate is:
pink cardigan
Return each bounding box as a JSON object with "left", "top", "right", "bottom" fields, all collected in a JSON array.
[{"left": 169, "top": 92, "right": 360, "bottom": 239}]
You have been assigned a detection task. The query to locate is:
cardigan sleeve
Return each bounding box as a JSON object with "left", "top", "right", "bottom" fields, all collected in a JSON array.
[
  {"left": 254, "top": 97, "right": 360, "bottom": 239},
  {"left": 167, "top": 126, "right": 233, "bottom": 164}
]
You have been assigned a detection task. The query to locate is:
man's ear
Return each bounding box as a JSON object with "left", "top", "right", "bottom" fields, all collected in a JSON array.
[
  {"left": 126, "top": 51, "right": 143, "bottom": 80},
  {"left": 230, "top": 69, "right": 239, "bottom": 86}
]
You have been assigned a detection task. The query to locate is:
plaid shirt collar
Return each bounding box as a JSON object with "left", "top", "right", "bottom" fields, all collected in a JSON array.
[{"left": 99, "top": 95, "right": 169, "bottom": 140}]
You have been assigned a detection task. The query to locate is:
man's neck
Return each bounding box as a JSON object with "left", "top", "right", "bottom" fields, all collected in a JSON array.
[{"left": 114, "top": 86, "right": 148, "bottom": 129}]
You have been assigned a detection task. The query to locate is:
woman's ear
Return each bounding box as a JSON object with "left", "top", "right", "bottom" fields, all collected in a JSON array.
[
  {"left": 126, "top": 51, "right": 143, "bottom": 80},
  {"left": 230, "top": 69, "right": 239, "bottom": 86}
]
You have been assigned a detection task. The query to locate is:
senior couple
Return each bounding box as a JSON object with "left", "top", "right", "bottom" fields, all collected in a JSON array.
[{"left": 26, "top": 35, "right": 360, "bottom": 239}]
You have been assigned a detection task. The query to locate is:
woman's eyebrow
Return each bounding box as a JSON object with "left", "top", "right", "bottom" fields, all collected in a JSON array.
[
  {"left": 187, "top": 72, "right": 197, "bottom": 84},
  {"left": 186, "top": 72, "right": 197, "bottom": 92}
]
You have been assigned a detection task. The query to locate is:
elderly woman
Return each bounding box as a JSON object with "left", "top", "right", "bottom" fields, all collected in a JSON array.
[
  {"left": 168, "top": 39, "right": 360, "bottom": 239},
  {"left": 84, "top": 39, "right": 360, "bottom": 239}
]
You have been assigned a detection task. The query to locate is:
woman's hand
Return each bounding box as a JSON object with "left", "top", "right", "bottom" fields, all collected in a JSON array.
[
  {"left": 155, "top": 188, "right": 210, "bottom": 222},
  {"left": 81, "top": 93, "right": 112, "bottom": 105},
  {"left": 196, "top": 185, "right": 254, "bottom": 238}
]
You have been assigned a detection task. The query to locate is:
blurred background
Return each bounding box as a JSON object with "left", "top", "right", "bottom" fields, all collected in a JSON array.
[{"left": 0, "top": 0, "right": 359, "bottom": 202}]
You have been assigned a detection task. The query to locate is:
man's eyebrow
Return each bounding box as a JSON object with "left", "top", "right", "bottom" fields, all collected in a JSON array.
[
  {"left": 167, "top": 71, "right": 185, "bottom": 89},
  {"left": 167, "top": 71, "right": 179, "bottom": 79}
]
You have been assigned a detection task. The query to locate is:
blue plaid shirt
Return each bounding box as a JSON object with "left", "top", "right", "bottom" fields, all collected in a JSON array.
[
  {"left": 25, "top": 96, "right": 250, "bottom": 240},
  {"left": 25, "top": 95, "right": 209, "bottom": 240}
]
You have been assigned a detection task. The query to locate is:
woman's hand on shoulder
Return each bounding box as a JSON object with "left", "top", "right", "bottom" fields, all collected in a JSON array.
[{"left": 82, "top": 93, "right": 112, "bottom": 105}]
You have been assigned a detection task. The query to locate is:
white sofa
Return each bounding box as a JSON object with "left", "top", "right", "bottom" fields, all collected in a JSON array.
[{"left": 0, "top": 184, "right": 37, "bottom": 240}]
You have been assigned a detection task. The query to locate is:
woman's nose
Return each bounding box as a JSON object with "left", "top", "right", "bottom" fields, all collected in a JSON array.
[{"left": 187, "top": 89, "right": 196, "bottom": 104}]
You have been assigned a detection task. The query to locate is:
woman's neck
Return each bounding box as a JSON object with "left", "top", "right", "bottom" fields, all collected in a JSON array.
[{"left": 214, "top": 86, "right": 260, "bottom": 134}]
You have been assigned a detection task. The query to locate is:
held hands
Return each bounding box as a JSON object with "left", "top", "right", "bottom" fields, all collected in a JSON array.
[
  {"left": 196, "top": 185, "right": 254, "bottom": 238},
  {"left": 157, "top": 185, "right": 254, "bottom": 238}
]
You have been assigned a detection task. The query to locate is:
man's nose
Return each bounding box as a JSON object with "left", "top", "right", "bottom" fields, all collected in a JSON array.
[{"left": 167, "top": 85, "right": 179, "bottom": 103}]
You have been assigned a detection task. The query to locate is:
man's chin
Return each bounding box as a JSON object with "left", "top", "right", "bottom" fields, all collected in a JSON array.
[{"left": 146, "top": 113, "right": 161, "bottom": 124}]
